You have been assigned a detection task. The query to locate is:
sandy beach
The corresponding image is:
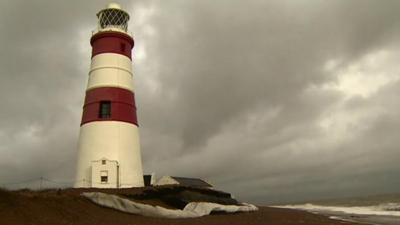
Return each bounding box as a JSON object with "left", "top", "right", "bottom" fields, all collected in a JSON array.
[{"left": 0, "top": 188, "right": 364, "bottom": 225}]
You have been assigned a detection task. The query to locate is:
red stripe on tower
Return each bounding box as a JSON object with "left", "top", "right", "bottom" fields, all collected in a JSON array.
[
  {"left": 91, "top": 31, "right": 134, "bottom": 59},
  {"left": 81, "top": 87, "right": 138, "bottom": 126}
]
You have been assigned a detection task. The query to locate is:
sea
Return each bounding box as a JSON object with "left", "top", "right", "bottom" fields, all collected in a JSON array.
[{"left": 275, "top": 193, "right": 400, "bottom": 225}]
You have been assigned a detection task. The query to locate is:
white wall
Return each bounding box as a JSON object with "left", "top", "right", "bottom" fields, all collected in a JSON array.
[
  {"left": 87, "top": 53, "right": 134, "bottom": 92},
  {"left": 74, "top": 121, "right": 144, "bottom": 188}
]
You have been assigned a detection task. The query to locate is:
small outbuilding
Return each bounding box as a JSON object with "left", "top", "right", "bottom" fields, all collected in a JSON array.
[
  {"left": 155, "top": 176, "right": 213, "bottom": 188},
  {"left": 91, "top": 158, "right": 119, "bottom": 188}
]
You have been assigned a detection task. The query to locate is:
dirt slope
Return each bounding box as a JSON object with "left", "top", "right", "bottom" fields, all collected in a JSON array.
[{"left": 0, "top": 188, "right": 362, "bottom": 225}]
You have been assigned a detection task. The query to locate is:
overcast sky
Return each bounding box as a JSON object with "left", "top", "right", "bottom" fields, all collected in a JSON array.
[{"left": 1, "top": 0, "right": 400, "bottom": 204}]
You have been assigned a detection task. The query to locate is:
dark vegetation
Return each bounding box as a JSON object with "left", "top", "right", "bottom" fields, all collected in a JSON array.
[{"left": 121, "top": 185, "right": 239, "bottom": 209}]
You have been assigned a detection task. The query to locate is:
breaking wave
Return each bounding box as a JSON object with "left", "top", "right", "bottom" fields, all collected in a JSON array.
[{"left": 277, "top": 203, "right": 400, "bottom": 217}]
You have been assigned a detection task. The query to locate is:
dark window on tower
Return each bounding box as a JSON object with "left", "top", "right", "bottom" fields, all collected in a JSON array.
[
  {"left": 120, "top": 43, "right": 126, "bottom": 52},
  {"left": 101, "top": 176, "right": 108, "bottom": 183},
  {"left": 101, "top": 171, "right": 108, "bottom": 183},
  {"left": 99, "top": 101, "right": 111, "bottom": 118}
]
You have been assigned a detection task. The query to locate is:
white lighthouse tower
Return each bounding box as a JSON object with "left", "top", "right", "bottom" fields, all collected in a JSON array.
[{"left": 74, "top": 3, "right": 144, "bottom": 188}]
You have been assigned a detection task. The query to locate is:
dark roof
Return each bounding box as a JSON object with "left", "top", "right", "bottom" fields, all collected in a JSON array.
[{"left": 171, "top": 177, "right": 212, "bottom": 188}]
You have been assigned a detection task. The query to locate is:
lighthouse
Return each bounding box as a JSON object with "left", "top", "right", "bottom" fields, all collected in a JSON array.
[{"left": 74, "top": 3, "right": 144, "bottom": 188}]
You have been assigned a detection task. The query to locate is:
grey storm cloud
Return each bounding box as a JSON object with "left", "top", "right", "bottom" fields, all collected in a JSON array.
[{"left": 1, "top": 0, "right": 400, "bottom": 204}]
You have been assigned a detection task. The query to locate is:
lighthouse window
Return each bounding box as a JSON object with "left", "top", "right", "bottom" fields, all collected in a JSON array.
[
  {"left": 120, "top": 43, "right": 126, "bottom": 52},
  {"left": 100, "top": 171, "right": 108, "bottom": 183},
  {"left": 99, "top": 101, "right": 111, "bottom": 118}
]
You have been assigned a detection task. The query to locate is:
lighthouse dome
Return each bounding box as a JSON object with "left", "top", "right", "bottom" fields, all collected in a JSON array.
[
  {"left": 107, "top": 3, "right": 121, "bottom": 10},
  {"left": 96, "top": 3, "right": 130, "bottom": 33}
]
